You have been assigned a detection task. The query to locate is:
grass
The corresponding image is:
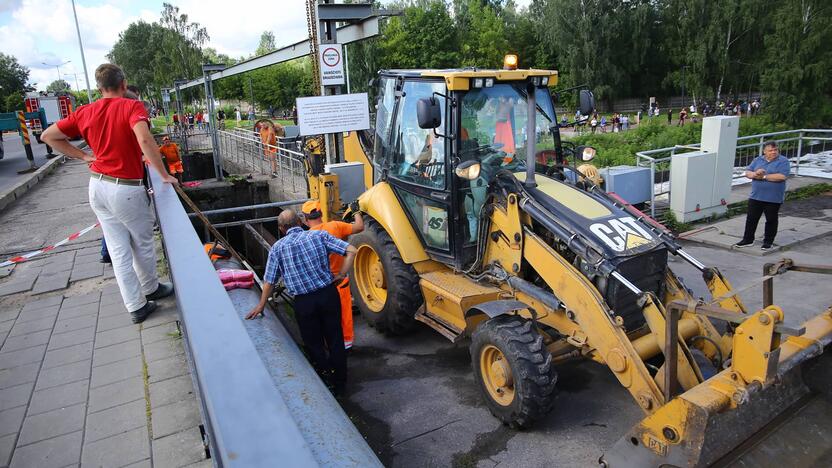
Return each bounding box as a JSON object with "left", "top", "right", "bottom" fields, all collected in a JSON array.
[{"left": 150, "top": 116, "right": 293, "bottom": 131}]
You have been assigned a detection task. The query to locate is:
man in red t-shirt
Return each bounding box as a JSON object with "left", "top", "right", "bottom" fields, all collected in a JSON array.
[{"left": 42, "top": 64, "right": 177, "bottom": 323}]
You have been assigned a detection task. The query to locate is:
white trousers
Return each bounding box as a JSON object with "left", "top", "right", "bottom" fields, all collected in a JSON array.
[{"left": 89, "top": 178, "right": 159, "bottom": 312}]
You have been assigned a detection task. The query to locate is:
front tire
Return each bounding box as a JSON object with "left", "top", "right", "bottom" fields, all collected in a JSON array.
[
  {"left": 350, "top": 219, "right": 420, "bottom": 334},
  {"left": 470, "top": 315, "right": 557, "bottom": 428}
]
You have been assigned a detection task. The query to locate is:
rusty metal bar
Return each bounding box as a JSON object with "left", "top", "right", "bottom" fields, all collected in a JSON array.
[{"left": 244, "top": 223, "right": 273, "bottom": 253}]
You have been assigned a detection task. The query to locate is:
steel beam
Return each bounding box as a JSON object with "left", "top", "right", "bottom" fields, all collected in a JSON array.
[
  {"left": 177, "top": 16, "right": 380, "bottom": 90},
  {"left": 186, "top": 199, "right": 309, "bottom": 218},
  {"left": 317, "top": 3, "right": 373, "bottom": 21}
]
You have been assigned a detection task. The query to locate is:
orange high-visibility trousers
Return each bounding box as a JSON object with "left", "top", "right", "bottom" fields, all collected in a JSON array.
[{"left": 337, "top": 278, "right": 354, "bottom": 349}]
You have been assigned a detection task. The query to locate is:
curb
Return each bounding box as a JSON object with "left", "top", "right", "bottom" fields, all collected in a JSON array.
[
  {"left": 0, "top": 141, "right": 87, "bottom": 213},
  {"left": 0, "top": 154, "right": 66, "bottom": 212}
]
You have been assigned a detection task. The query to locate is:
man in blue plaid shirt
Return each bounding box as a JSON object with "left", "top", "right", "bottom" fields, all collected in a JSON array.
[{"left": 247, "top": 209, "right": 357, "bottom": 395}]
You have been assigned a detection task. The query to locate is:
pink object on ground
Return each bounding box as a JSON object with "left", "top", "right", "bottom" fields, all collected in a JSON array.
[
  {"left": 183, "top": 181, "right": 202, "bottom": 188},
  {"left": 217, "top": 269, "right": 255, "bottom": 284},
  {"left": 223, "top": 279, "right": 254, "bottom": 291}
]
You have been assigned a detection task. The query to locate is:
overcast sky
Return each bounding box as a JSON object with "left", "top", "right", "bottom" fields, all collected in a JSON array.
[{"left": 0, "top": 0, "right": 530, "bottom": 92}]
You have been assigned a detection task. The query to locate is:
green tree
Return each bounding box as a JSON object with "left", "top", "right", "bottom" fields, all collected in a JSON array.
[
  {"left": 761, "top": 0, "right": 832, "bottom": 126},
  {"left": 46, "top": 79, "right": 72, "bottom": 93},
  {"left": 454, "top": 0, "right": 508, "bottom": 67},
  {"left": 255, "top": 31, "right": 277, "bottom": 56},
  {"left": 0, "top": 53, "right": 33, "bottom": 112},
  {"left": 379, "top": 0, "right": 459, "bottom": 69}
]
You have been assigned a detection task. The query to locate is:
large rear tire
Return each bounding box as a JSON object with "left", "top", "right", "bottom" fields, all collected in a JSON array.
[
  {"left": 350, "top": 219, "right": 419, "bottom": 334},
  {"left": 470, "top": 315, "right": 557, "bottom": 428}
]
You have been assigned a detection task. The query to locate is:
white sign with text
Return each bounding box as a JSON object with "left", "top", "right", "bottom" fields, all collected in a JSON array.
[
  {"left": 297, "top": 93, "right": 370, "bottom": 136},
  {"left": 319, "top": 43, "right": 345, "bottom": 86}
]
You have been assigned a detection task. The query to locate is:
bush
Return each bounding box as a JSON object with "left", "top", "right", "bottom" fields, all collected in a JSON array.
[{"left": 569, "top": 116, "right": 793, "bottom": 167}]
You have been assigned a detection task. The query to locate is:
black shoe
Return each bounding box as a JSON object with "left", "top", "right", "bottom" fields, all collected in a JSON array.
[
  {"left": 100, "top": 255, "right": 111, "bottom": 264},
  {"left": 734, "top": 240, "right": 753, "bottom": 248},
  {"left": 146, "top": 282, "right": 174, "bottom": 300},
  {"left": 131, "top": 300, "right": 157, "bottom": 324},
  {"left": 761, "top": 243, "right": 773, "bottom": 250}
]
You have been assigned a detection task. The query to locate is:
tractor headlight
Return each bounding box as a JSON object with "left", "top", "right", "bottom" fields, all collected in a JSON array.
[
  {"left": 455, "top": 160, "right": 481, "bottom": 180},
  {"left": 484, "top": 78, "right": 494, "bottom": 88},
  {"left": 473, "top": 78, "right": 484, "bottom": 88},
  {"left": 541, "top": 76, "right": 549, "bottom": 86},
  {"left": 577, "top": 145, "right": 597, "bottom": 162}
]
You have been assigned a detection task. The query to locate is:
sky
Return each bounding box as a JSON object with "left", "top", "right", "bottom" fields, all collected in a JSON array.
[{"left": 0, "top": 0, "right": 531, "bottom": 92}]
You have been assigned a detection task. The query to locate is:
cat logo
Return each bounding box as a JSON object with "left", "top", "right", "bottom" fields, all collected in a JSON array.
[{"left": 589, "top": 216, "right": 654, "bottom": 252}]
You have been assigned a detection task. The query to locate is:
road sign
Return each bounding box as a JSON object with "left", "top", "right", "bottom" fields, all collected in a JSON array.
[
  {"left": 319, "top": 43, "right": 345, "bottom": 86},
  {"left": 161, "top": 88, "right": 171, "bottom": 103},
  {"left": 296, "top": 93, "right": 369, "bottom": 136}
]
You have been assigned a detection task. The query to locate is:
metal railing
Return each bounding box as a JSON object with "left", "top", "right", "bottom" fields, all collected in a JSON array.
[
  {"left": 216, "top": 130, "right": 307, "bottom": 198},
  {"left": 147, "top": 167, "right": 380, "bottom": 467},
  {"left": 636, "top": 128, "right": 832, "bottom": 216}
]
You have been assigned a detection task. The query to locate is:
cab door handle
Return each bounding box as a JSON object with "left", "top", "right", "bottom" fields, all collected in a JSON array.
[{"left": 430, "top": 192, "right": 450, "bottom": 201}]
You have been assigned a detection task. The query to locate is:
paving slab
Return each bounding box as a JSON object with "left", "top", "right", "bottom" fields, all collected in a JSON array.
[
  {"left": 90, "top": 356, "right": 142, "bottom": 389},
  {"left": 9, "top": 430, "right": 82, "bottom": 468},
  {"left": 31, "top": 270, "right": 70, "bottom": 294},
  {"left": 41, "top": 342, "right": 93, "bottom": 369},
  {"left": 56, "top": 303, "right": 98, "bottom": 321},
  {"left": 143, "top": 337, "right": 185, "bottom": 364},
  {"left": 15, "top": 304, "right": 59, "bottom": 324},
  {"left": 0, "top": 308, "right": 20, "bottom": 324},
  {"left": 681, "top": 215, "right": 832, "bottom": 256},
  {"left": 1, "top": 330, "right": 51, "bottom": 353},
  {"left": 151, "top": 427, "right": 206, "bottom": 467},
  {"left": 0, "top": 433, "right": 15, "bottom": 466},
  {"left": 0, "top": 406, "right": 26, "bottom": 437},
  {"left": 81, "top": 426, "right": 150, "bottom": 468},
  {"left": 0, "top": 346, "right": 46, "bottom": 370},
  {"left": 0, "top": 275, "right": 38, "bottom": 297},
  {"left": 61, "top": 292, "right": 100, "bottom": 309},
  {"left": 69, "top": 263, "right": 103, "bottom": 282},
  {"left": 151, "top": 398, "right": 201, "bottom": 439},
  {"left": 87, "top": 376, "right": 144, "bottom": 414},
  {"left": 146, "top": 353, "right": 189, "bottom": 384},
  {"left": 96, "top": 312, "right": 134, "bottom": 332},
  {"left": 46, "top": 327, "right": 95, "bottom": 351},
  {"left": 19, "top": 295, "right": 62, "bottom": 312},
  {"left": 141, "top": 321, "right": 179, "bottom": 345},
  {"left": 95, "top": 325, "right": 140, "bottom": 349},
  {"left": 0, "top": 363, "right": 40, "bottom": 390},
  {"left": 34, "top": 359, "right": 90, "bottom": 391},
  {"left": 92, "top": 339, "right": 141, "bottom": 367},
  {"left": 17, "top": 402, "right": 85, "bottom": 446},
  {"left": 7, "top": 318, "right": 54, "bottom": 338},
  {"left": 149, "top": 374, "right": 195, "bottom": 409},
  {"left": 84, "top": 399, "right": 146, "bottom": 443},
  {"left": 28, "top": 380, "right": 89, "bottom": 416}
]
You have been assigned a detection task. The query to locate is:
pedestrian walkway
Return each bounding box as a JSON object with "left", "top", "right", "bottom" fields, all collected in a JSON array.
[{"left": 0, "top": 158, "right": 207, "bottom": 467}]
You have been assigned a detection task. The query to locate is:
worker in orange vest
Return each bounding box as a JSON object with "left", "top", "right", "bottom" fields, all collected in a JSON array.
[
  {"left": 301, "top": 200, "right": 364, "bottom": 349},
  {"left": 159, "top": 136, "right": 183, "bottom": 182}
]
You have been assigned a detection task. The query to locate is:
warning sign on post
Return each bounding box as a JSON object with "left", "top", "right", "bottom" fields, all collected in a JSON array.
[
  {"left": 297, "top": 93, "right": 370, "bottom": 136},
  {"left": 319, "top": 44, "right": 345, "bottom": 86}
]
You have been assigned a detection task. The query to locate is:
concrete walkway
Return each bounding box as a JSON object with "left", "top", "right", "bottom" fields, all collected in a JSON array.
[{"left": 0, "top": 159, "right": 207, "bottom": 467}]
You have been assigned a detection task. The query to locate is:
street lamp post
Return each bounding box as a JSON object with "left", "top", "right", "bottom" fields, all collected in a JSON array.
[{"left": 70, "top": 0, "right": 94, "bottom": 104}]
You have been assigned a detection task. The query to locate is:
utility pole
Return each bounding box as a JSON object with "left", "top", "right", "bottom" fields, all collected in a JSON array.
[
  {"left": 64, "top": 73, "right": 81, "bottom": 93},
  {"left": 70, "top": 0, "right": 94, "bottom": 104},
  {"left": 248, "top": 77, "right": 255, "bottom": 117},
  {"left": 203, "top": 64, "right": 225, "bottom": 181},
  {"left": 43, "top": 60, "right": 70, "bottom": 86}
]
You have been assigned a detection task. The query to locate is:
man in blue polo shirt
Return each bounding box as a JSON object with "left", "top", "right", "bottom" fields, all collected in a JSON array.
[
  {"left": 735, "top": 141, "right": 790, "bottom": 250},
  {"left": 246, "top": 209, "right": 357, "bottom": 395}
]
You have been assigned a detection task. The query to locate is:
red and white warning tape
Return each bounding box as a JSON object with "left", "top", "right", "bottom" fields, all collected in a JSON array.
[{"left": 0, "top": 222, "right": 101, "bottom": 268}]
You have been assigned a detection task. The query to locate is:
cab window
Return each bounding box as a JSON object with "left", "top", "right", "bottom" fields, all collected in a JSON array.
[
  {"left": 389, "top": 80, "right": 446, "bottom": 189},
  {"left": 373, "top": 77, "right": 396, "bottom": 167}
]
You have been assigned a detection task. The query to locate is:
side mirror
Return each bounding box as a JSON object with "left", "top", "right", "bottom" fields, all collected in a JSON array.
[
  {"left": 417, "top": 97, "right": 441, "bottom": 129},
  {"left": 579, "top": 90, "right": 595, "bottom": 116},
  {"left": 368, "top": 78, "right": 378, "bottom": 88}
]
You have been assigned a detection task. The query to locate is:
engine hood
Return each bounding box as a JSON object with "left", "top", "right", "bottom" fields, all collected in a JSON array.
[{"left": 514, "top": 172, "right": 663, "bottom": 259}]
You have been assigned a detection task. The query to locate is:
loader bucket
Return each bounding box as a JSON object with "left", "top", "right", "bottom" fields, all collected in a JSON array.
[{"left": 602, "top": 311, "right": 832, "bottom": 467}]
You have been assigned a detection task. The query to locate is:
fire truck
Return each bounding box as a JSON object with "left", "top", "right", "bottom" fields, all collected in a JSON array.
[{"left": 24, "top": 92, "right": 75, "bottom": 142}]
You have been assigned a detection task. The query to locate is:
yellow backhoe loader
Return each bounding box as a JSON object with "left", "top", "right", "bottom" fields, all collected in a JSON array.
[{"left": 302, "top": 57, "right": 832, "bottom": 466}]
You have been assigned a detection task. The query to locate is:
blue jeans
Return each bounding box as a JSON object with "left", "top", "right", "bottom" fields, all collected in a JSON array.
[{"left": 101, "top": 237, "right": 110, "bottom": 260}]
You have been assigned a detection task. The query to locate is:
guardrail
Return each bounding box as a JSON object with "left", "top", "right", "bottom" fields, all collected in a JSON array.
[
  {"left": 216, "top": 130, "right": 307, "bottom": 197},
  {"left": 636, "top": 128, "right": 832, "bottom": 217},
  {"left": 147, "top": 167, "right": 381, "bottom": 467}
]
